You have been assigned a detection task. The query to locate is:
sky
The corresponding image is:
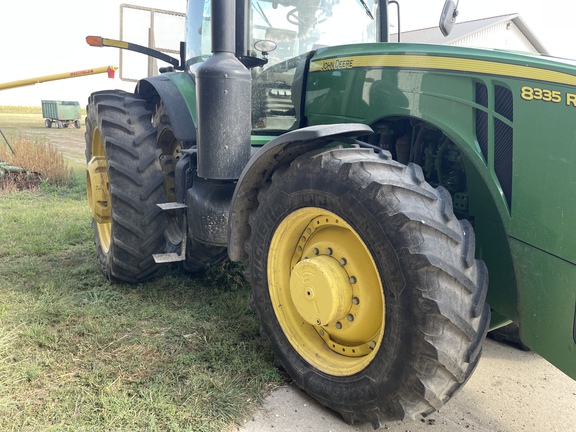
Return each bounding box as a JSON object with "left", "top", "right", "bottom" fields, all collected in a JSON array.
[{"left": 0, "top": 0, "right": 573, "bottom": 107}]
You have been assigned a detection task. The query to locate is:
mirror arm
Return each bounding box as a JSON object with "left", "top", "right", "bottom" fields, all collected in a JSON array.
[{"left": 389, "top": 1, "right": 400, "bottom": 42}]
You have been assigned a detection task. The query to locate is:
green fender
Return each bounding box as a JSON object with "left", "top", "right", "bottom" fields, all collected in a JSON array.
[
  {"left": 227, "top": 123, "right": 373, "bottom": 262},
  {"left": 136, "top": 72, "right": 198, "bottom": 144}
]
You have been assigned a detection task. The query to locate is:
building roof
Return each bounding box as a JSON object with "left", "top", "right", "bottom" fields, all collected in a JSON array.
[{"left": 392, "top": 14, "right": 549, "bottom": 55}]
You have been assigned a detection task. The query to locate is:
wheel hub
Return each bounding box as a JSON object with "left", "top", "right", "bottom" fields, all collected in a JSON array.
[
  {"left": 290, "top": 256, "right": 353, "bottom": 327},
  {"left": 268, "top": 208, "right": 385, "bottom": 375},
  {"left": 86, "top": 155, "right": 110, "bottom": 224}
]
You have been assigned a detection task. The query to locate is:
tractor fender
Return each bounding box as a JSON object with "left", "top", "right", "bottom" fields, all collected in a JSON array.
[
  {"left": 227, "top": 123, "right": 373, "bottom": 261},
  {"left": 136, "top": 73, "right": 197, "bottom": 143}
]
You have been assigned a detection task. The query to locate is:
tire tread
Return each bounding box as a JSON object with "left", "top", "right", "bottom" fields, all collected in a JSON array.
[{"left": 85, "top": 90, "right": 167, "bottom": 283}]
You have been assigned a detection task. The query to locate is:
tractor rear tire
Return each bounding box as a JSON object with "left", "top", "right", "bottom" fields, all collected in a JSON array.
[
  {"left": 85, "top": 90, "right": 167, "bottom": 283},
  {"left": 152, "top": 100, "right": 228, "bottom": 273},
  {"left": 246, "top": 146, "right": 490, "bottom": 427}
]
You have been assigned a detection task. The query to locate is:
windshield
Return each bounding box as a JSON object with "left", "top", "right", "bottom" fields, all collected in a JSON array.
[
  {"left": 186, "top": 0, "right": 211, "bottom": 65},
  {"left": 251, "top": 0, "right": 377, "bottom": 65},
  {"left": 186, "top": 0, "right": 378, "bottom": 67}
]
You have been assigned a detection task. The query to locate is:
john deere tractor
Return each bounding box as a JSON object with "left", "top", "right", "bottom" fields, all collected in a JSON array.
[{"left": 85, "top": 0, "right": 576, "bottom": 427}]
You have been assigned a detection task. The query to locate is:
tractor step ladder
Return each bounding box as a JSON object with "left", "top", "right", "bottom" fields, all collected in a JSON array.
[{"left": 152, "top": 202, "right": 187, "bottom": 263}]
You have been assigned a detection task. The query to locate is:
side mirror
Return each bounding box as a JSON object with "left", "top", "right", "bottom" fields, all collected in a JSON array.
[{"left": 439, "top": 0, "right": 459, "bottom": 36}]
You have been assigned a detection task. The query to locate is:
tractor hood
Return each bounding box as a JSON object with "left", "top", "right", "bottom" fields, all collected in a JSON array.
[{"left": 310, "top": 43, "right": 576, "bottom": 87}]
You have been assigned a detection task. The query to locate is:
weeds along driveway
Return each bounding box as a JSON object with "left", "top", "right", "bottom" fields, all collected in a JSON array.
[{"left": 1, "top": 112, "right": 86, "bottom": 166}]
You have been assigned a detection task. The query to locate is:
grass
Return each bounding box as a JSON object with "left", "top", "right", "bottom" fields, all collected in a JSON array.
[
  {"left": 0, "top": 109, "right": 283, "bottom": 430},
  {"left": 0, "top": 179, "right": 282, "bottom": 431}
]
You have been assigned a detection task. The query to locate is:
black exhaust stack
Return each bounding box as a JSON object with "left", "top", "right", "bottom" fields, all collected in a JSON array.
[
  {"left": 195, "top": 0, "right": 251, "bottom": 180},
  {"left": 189, "top": 0, "right": 251, "bottom": 248}
]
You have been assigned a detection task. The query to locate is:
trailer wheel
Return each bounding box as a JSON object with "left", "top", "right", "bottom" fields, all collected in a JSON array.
[
  {"left": 152, "top": 101, "right": 227, "bottom": 273},
  {"left": 56, "top": 120, "right": 63, "bottom": 129},
  {"left": 44, "top": 119, "right": 52, "bottom": 128},
  {"left": 246, "top": 146, "right": 490, "bottom": 427},
  {"left": 74, "top": 120, "right": 81, "bottom": 129},
  {"left": 85, "top": 90, "right": 167, "bottom": 283}
]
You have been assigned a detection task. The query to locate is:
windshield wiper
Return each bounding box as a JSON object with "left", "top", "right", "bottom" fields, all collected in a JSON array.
[{"left": 356, "top": 0, "right": 374, "bottom": 20}]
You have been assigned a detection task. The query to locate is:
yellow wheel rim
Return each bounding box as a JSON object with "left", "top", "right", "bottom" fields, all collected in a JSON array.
[
  {"left": 268, "top": 207, "right": 385, "bottom": 376},
  {"left": 86, "top": 126, "right": 111, "bottom": 252}
]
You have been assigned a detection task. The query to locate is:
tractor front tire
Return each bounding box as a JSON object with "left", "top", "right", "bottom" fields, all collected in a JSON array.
[
  {"left": 85, "top": 90, "right": 167, "bottom": 283},
  {"left": 246, "top": 146, "right": 490, "bottom": 427}
]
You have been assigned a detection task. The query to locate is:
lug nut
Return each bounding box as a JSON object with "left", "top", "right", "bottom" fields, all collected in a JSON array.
[
  {"left": 339, "top": 258, "right": 347, "bottom": 266},
  {"left": 336, "top": 322, "right": 342, "bottom": 329},
  {"left": 349, "top": 276, "right": 357, "bottom": 284},
  {"left": 326, "top": 247, "right": 333, "bottom": 255}
]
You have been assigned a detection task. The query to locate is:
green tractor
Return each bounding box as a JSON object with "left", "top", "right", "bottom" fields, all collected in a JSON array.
[{"left": 85, "top": 0, "right": 576, "bottom": 427}]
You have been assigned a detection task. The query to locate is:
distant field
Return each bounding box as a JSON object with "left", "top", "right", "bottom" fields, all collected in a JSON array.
[
  {"left": 0, "top": 109, "right": 86, "bottom": 170},
  {"left": 0, "top": 105, "right": 87, "bottom": 115},
  {"left": 0, "top": 106, "right": 42, "bottom": 114}
]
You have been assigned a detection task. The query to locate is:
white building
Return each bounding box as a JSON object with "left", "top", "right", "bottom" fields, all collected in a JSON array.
[{"left": 394, "top": 14, "right": 549, "bottom": 55}]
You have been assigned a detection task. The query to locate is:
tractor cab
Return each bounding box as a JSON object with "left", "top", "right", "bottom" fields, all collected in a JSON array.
[
  {"left": 186, "top": 0, "right": 380, "bottom": 134},
  {"left": 186, "top": 0, "right": 379, "bottom": 69}
]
